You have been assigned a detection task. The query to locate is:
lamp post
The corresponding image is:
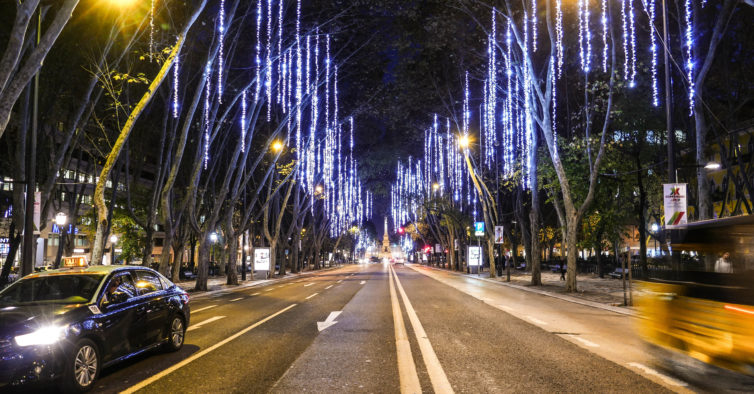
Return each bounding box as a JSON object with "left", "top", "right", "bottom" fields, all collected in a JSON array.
[
  {"left": 109, "top": 234, "right": 118, "bottom": 265},
  {"left": 674, "top": 161, "right": 721, "bottom": 183},
  {"left": 650, "top": 223, "right": 659, "bottom": 256},
  {"left": 209, "top": 232, "right": 218, "bottom": 263}
]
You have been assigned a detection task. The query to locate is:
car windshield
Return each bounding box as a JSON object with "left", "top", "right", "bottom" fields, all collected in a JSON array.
[{"left": 0, "top": 274, "right": 104, "bottom": 305}]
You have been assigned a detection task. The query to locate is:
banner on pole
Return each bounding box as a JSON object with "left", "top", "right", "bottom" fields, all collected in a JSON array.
[
  {"left": 494, "top": 226, "right": 504, "bottom": 244},
  {"left": 663, "top": 183, "right": 688, "bottom": 227}
]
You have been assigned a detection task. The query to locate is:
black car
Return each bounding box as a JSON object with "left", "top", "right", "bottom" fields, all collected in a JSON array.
[{"left": 0, "top": 265, "right": 190, "bottom": 392}]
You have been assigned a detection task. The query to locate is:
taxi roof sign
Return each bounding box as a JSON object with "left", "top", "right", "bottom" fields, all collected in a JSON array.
[{"left": 62, "top": 256, "right": 88, "bottom": 268}]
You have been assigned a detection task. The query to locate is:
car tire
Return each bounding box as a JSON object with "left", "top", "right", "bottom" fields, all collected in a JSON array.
[
  {"left": 62, "top": 338, "right": 100, "bottom": 393},
  {"left": 164, "top": 315, "right": 185, "bottom": 352}
]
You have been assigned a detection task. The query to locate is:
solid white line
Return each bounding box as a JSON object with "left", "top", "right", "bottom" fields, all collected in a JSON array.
[
  {"left": 304, "top": 283, "right": 315, "bottom": 287},
  {"left": 390, "top": 265, "right": 454, "bottom": 394},
  {"left": 230, "top": 297, "right": 244, "bottom": 302},
  {"left": 569, "top": 335, "right": 599, "bottom": 348},
  {"left": 359, "top": 280, "right": 366, "bottom": 285},
  {"left": 325, "top": 285, "right": 333, "bottom": 289},
  {"left": 121, "top": 305, "right": 296, "bottom": 394},
  {"left": 186, "top": 316, "right": 226, "bottom": 332},
  {"left": 627, "top": 362, "right": 688, "bottom": 387},
  {"left": 306, "top": 293, "right": 319, "bottom": 300},
  {"left": 388, "top": 264, "right": 422, "bottom": 393},
  {"left": 191, "top": 305, "right": 217, "bottom": 313},
  {"left": 525, "top": 316, "right": 548, "bottom": 326}
]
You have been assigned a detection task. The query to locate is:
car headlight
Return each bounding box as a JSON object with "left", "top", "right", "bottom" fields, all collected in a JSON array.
[{"left": 14, "top": 325, "right": 68, "bottom": 347}]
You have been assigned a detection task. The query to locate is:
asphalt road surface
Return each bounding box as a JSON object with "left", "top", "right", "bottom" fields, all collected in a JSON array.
[{"left": 44, "top": 263, "right": 691, "bottom": 393}]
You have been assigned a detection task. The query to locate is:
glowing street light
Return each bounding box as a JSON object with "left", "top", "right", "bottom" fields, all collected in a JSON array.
[
  {"left": 109, "top": 234, "right": 118, "bottom": 265},
  {"left": 54, "top": 212, "right": 68, "bottom": 227},
  {"left": 315, "top": 184, "right": 323, "bottom": 194},
  {"left": 458, "top": 135, "right": 470, "bottom": 148},
  {"left": 703, "top": 161, "right": 721, "bottom": 170},
  {"left": 271, "top": 140, "right": 283, "bottom": 152}
]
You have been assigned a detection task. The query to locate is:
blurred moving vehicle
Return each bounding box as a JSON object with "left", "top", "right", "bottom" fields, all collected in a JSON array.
[
  {"left": 0, "top": 265, "right": 190, "bottom": 392},
  {"left": 637, "top": 215, "right": 754, "bottom": 390}
]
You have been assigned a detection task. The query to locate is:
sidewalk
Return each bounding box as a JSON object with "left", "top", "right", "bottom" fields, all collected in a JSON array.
[{"left": 421, "top": 265, "right": 638, "bottom": 315}]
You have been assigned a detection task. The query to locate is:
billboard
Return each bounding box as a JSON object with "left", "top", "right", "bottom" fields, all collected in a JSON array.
[
  {"left": 468, "top": 246, "right": 483, "bottom": 266},
  {"left": 254, "top": 248, "right": 271, "bottom": 271}
]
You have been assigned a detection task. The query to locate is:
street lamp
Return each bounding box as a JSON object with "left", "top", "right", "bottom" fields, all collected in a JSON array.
[
  {"left": 650, "top": 224, "right": 659, "bottom": 256},
  {"left": 674, "top": 161, "right": 721, "bottom": 183},
  {"left": 271, "top": 140, "right": 283, "bottom": 152},
  {"left": 209, "top": 232, "right": 218, "bottom": 264},
  {"left": 458, "top": 135, "right": 470, "bottom": 148},
  {"left": 55, "top": 212, "right": 68, "bottom": 227},
  {"left": 315, "top": 184, "right": 323, "bottom": 194},
  {"left": 432, "top": 182, "right": 439, "bottom": 192},
  {"left": 109, "top": 234, "right": 118, "bottom": 265}
]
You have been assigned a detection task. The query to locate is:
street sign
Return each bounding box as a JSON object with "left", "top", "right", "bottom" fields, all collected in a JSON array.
[
  {"left": 494, "top": 226, "right": 504, "bottom": 244},
  {"left": 663, "top": 183, "right": 688, "bottom": 227},
  {"left": 474, "top": 222, "right": 485, "bottom": 237},
  {"left": 254, "top": 248, "right": 270, "bottom": 271},
  {"left": 435, "top": 244, "right": 442, "bottom": 253},
  {"left": 468, "top": 246, "right": 482, "bottom": 266}
]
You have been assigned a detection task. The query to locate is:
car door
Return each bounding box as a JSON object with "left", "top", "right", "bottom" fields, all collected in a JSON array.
[
  {"left": 95, "top": 272, "right": 139, "bottom": 363},
  {"left": 133, "top": 269, "right": 170, "bottom": 346}
]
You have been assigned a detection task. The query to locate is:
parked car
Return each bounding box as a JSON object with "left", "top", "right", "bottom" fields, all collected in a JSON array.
[{"left": 0, "top": 265, "right": 190, "bottom": 392}]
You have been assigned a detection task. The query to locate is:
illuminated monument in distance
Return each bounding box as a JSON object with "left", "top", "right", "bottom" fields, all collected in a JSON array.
[{"left": 381, "top": 217, "right": 390, "bottom": 258}]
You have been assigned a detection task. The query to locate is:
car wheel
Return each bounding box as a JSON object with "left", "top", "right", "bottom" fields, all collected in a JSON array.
[
  {"left": 164, "top": 315, "right": 185, "bottom": 352},
  {"left": 63, "top": 338, "right": 99, "bottom": 392}
]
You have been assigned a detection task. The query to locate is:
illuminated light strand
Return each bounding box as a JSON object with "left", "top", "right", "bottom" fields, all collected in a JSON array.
[
  {"left": 629, "top": 0, "right": 637, "bottom": 87},
  {"left": 684, "top": 0, "right": 695, "bottom": 115},
  {"left": 622, "top": 0, "right": 630, "bottom": 81},
  {"left": 648, "top": 0, "right": 659, "bottom": 106},
  {"left": 463, "top": 71, "right": 469, "bottom": 137},
  {"left": 241, "top": 89, "right": 247, "bottom": 152},
  {"left": 551, "top": 57, "right": 558, "bottom": 153},
  {"left": 266, "top": 0, "right": 272, "bottom": 121},
  {"left": 601, "top": 0, "right": 608, "bottom": 72},
  {"left": 325, "top": 34, "right": 331, "bottom": 131},
  {"left": 278, "top": 0, "right": 283, "bottom": 104},
  {"left": 578, "top": 0, "right": 586, "bottom": 72},
  {"left": 255, "top": 0, "right": 262, "bottom": 103},
  {"left": 556, "top": 0, "right": 564, "bottom": 76},
  {"left": 584, "top": 0, "right": 592, "bottom": 72},
  {"left": 295, "top": 0, "right": 302, "bottom": 163},
  {"left": 172, "top": 40, "right": 179, "bottom": 119},
  {"left": 203, "top": 62, "right": 211, "bottom": 170},
  {"left": 531, "top": 0, "right": 537, "bottom": 52},
  {"left": 506, "top": 24, "right": 514, "bottom": 175},
  {"left": 218, "top": 0, "right": 225, "bottom": 103}
]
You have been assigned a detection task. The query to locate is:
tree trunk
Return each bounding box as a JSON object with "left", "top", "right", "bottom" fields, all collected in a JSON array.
[
  {"left": 226, "top": 211, "right": 238, "bottom": 285},
  {"left": 171, "top": 243, "right": 183, "bottom": 283},
  {"left": 195, "top": 237, "right": 211, "bottom": 291},
  {"left": 565, "top": 215, "right": 579, "bottom": 292}
]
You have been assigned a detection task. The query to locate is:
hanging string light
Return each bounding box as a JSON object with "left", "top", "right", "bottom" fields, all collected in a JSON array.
[
  {"left": 172, "top": 38, "right": 179, "bottom": 119},
  {"left": 601, "top": 0, "right": 608, "bottom": 72},
  {"left": 266, "top": 0, "right": 273, "bottom": 121},
  {"left": 255, "top": 0, "right": 262, "bottom": 103},
  {"left": 203, "top": 61, "right": 211, "bottom": 170},
  {"left": 556, "top": 0, "right": 564, "bottom": 76},
  {"left": 629, "top": 0, "right": 637, "bottom": 87},
  {"left": 218, "top": 0, "right": 225, "bottom": 103},
  {"left": 648, "top": 0, "right": 659, "bottom": 106},
  {"left": 241, "top": 89, "right": 247, "bottom": 153},
  {"left": 149, "top": 0, "right": 155, "bottom": 62},
  {"left": 531, "top": 0, "right": 538, "bottom": 52},
  {"left": 684, "top": 0, "right": 695, "bottom": 115},
  {"left": 622, "top": 0, "right": 630, "bottom": 82}
]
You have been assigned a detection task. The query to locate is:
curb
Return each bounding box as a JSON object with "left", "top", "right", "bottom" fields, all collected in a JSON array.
[
  {"left": 178, "top": 265, "right": 343, "bottom": 299},
  {"left": 411, "top": 264, "right": 637, "bottom": 317}
]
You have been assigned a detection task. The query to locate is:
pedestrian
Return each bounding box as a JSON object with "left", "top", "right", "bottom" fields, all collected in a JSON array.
[
  {"left": 560, "top": 262, "right": 566, "bottom": 281},
  {"left": 715, "top": 252, "right": 733, "bottom": 273}
]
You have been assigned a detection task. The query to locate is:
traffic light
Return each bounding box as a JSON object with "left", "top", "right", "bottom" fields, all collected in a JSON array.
[
  {"left": 423, "top": 245, "right": 431, "bottom": 254},
  {"left": 398, "top": 227, "right": 405, "bottom": 235}
]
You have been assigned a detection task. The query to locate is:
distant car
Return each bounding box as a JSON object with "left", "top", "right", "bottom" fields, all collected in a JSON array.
[
  {"left": 369, "top": 256, "right": 380, "bottom": 263},
  {"left": 0, "top": 265, "right": 190, "bottom": 392}
]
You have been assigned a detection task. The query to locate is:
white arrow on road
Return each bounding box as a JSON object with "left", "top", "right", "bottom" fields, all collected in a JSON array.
[{"left": 317, "top": 311, "right": 342, "bottom": 332}]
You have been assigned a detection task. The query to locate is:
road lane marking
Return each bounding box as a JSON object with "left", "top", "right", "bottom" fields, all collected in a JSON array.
[
  {"left": 325, "top": 284, "right": 333, "bottom": 289},
  {"left": 317, "top": 311, "right": 341, "bottom": 331},
  {"left": 191, "top": 305, "right": 217, "bottom": 313},
  {"left": 266, "top": 288, "right": 275, "bottom": 292},
  {"left": 187, "top": 316, "right": 226, "bottom": 332},
  {"left": 568, "top": 335, "right": 599, "bottom": 348},
  {"left": 251, "top": 292, "right": 261, "bottom": 296},
  {"left": 305, "top": 292, "right": 319, "bottom": 300},
  {"left": 627, "top": 362, "right": 688, "bottom": 387},
  {"left": 230, "top": 297, "right": 244, "bottom": 302},
  {"left": 388, "top": 263, "right": 422, "bottom": 393},
  {"left": 337, "top": 280, "right": 343, "bottom": 283},
  {"left": 122, "top": 304, "right": 297, "bottom": 394},
  {"left": 497, "top": 304, "right": 514, "bottom": 312},
  {"left": 304, "top": 283, "right": 315, "bottom": 287},
  {"left": 390, "top": 265, "right": 454, "bottom": 394},
  {"left": 359, "top": 280, "right": 366, "bottom": 285},
  {"left": 525, "top": 316, "right": 548, "bottom": 326}
]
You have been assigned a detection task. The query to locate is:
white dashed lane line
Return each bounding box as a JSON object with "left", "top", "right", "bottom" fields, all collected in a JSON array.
[
  {"left": 525, "top": 316, "right": 548, "bottom": 325},
  {"left": 325, "top": 284, "right": 333, "bottom": 289},
  {"left": 187, "top": 316, "right": 226, "bottom": 332},
  {"left": 230, "top": 297, "right": 244, "bottom": 302},
  {"left": 567, "top": 335, "right": 599, "bottom": 348},
  {"left": 192, "top": 305, "right": 217, "bottom": 313},
  {"left": 627, "top": 362, "right": 688, "bottom": 387},
  {"left": 305, "top": 293, "right": 319, "bottom": 300},
  {"left": 251, "top": 292, "right": 261, "bottom": 296},
  {"left": 304, "top": 283, "right": 315, "bottom": 287}
]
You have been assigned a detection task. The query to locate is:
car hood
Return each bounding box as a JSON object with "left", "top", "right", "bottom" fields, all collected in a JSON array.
[{"left": 0, "top": 304, "right": 90, "bottom": 336}]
